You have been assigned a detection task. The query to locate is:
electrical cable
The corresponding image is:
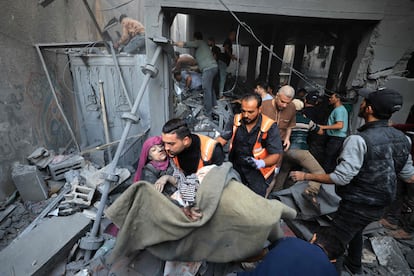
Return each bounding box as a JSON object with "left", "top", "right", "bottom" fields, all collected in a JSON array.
[{"left": 217, "top": 0, "right": 338, "bottom": 95}]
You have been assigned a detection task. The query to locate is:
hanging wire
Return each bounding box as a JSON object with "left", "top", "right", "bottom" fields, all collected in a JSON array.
[{"left": 217, "top": 0, "right": 338, "bottom": 94}]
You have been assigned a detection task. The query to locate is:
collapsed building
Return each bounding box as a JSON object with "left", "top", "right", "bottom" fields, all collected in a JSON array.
[{"left": 0, "top": 0, "right": 414, "bottom": 275}]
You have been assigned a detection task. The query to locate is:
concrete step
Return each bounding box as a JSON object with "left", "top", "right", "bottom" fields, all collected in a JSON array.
[{"left": 0, "top": 213, "right": 91, "bottom": 276}]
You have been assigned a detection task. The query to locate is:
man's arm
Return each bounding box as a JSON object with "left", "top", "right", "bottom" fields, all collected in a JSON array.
[
  {"left": 320, "top": 121, "right": 343, "bottom": 130},
  {"left": 283, "top": 127, "right": 292, "bottom": 151},
  {"left": 263, "top": 153, "right": 282, "bottom": 168},
  {"left": 216, "top": 136, "right": 227, "bottom": 146},
  {"left": 210, "top": 143, "right": 225, "bottom": 166},
  {"left": 185, "top": 75, "right": 192, "bottom": 89},
  {"left": 290, "top": 135, "right": 366, "bottom": 185},
  {"left": 118, "top": 23, "right": 130, "bottom": 45}
]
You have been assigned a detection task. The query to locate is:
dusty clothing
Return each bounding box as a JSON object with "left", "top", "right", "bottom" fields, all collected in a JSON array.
[
  {"left": 141, "top": 162, "right": 177, "bottom": 196},
  {"left": 315, "top": 120, "right": 413, "bottom": 269},
  {"left": 221, "top": 114, "right": 283, "bottom": 196},
  {"left": 261, "top": 100, "right": 296, "bottom": 141},
  {"left": 336, "top": 121, "right": 410, "bottom": 206},
  {"left": 105, "top": 162, "right": 297, "bottom": 263},
  {"left": 173, "top": 134, "right": 224, "bottom": 176},
  {"left": 118, "top": 17, "right": 145, "bottom": 45}
]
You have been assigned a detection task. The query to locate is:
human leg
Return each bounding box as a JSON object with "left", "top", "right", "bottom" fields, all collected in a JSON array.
[
  {"left": 218, "top": 60, "right": 227, "bottom": 97},
  {"left": 122, "top": 34, "right": 146, "bottom": 54},
  {"left": 290, "top": 149, "right": 325, "bottom": 194},
  {"left": 201, "top": 66, "right": 218, "bottom": 117},
  {"left": 323, "top": 136, "right": 344, "bottom": 173},
  {"left": 314, "top": 201, "right": 383, "bottom": 267}
]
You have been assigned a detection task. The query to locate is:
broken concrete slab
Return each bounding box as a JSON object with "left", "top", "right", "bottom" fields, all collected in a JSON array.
[
  {"left": 370, "top": 236, "right": 412, "bottom": 275},
  {"left": 12, "top": 163, "right": 49, "bottom": 202},
  {"left": 0, "top": 213, "right": 91, "bottom": 276}
]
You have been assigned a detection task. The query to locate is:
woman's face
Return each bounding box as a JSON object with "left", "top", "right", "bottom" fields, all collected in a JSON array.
[{"left": 148, "top": 144, "right": 167, "bottom": 162}]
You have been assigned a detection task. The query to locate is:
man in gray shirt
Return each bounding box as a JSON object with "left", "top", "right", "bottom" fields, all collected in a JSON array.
[
  {"left": 174, "top": 32, "right": 218, "bottom": 118},
  {"left": 291, "top": 88, "right": 414, "bottom": 274}
]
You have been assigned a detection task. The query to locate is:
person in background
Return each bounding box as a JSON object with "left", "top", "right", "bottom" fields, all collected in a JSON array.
[
  {"left": 174, "top": 32, "right": 218, "bottom": 118},
  {"left": 319, "top": 92, "right": 348, "bottom": 173},
  {"left": 261, "top": 85, "right": 296, "bottom": 151},
  {"left": 302, "top": 91, "right": 329, "bottom": 167},
  {"left": 290, "top": 88, "right": 414, "bottom": 274},
  {"left": 173, "top": 70, "right": 202, "bottom": 95},
  {"left": 217, "top": 93, "right": 283, "bottom": 197},
  {"left": 254, "top": 80, "right": 273, "bottom": 102},
  {"left": 266, "top": 99, "right": 325, "bottom": 213},
  {"left": 295, "top": 87, "right": 307, "bottom": 101},
  {"left": 114, "top": 14, "right": 145, "bottom": 54},
  {"left": 173, "top": 51, "right": 199, "bottom": 72}
]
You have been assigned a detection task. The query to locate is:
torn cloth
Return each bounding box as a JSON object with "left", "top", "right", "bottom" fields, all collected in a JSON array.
[{"left": 105, "top": 162, "right": 297, "bottom": 263}]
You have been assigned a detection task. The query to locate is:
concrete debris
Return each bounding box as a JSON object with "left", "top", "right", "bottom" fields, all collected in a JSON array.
[
  {"left": 80, "top": 163, "right": 131, "bottom": 193},
  {"left": 63, "top": 185, "right": 95, "bottom": 206},
  {"left": 48, "top": 155, "right": 85, "bottom": 181},
  {"left": 370, "top": 236, "right": 413, "bottom": 275},
  {"left": 11, "top": 163, "right": 49, "bottom": 202},
  {"left": 27, "top": 147, "right": 56, "bottom": 169}
]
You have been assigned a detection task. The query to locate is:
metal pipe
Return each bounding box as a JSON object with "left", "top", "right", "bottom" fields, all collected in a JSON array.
[
  {"left": 34, "top": 45, "right": 81, "bottom": 153},
  {"left": 108, "top": 41, "right": 133, "bottom": 109},
  {"left": 98, "top": 80, "right": 112, "bottom": 162},
  {"left": 84, "top": 45, "right": 163, "bottom": 261}
]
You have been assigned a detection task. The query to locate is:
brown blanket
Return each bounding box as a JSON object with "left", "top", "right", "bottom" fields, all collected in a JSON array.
[{"left": 105, "top": 162, "right": 297, "bottom": 263}]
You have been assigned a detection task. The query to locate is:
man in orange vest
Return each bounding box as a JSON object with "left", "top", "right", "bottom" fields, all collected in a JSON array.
[
  {"left": 162, "top": 118, "right": 224, "bottom": 176},
  {"left": 217, "top": 93, "right": 283, "bottom": 196}
]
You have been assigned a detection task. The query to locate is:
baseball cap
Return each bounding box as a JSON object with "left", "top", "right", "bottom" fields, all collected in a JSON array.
[
  {"left": 305, "top": 91, "right": 319, "bottom": 105},
  {"left": 358, "top": 87, "right": 403, "bottom": 116}
]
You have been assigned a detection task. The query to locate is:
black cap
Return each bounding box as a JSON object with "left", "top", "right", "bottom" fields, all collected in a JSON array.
[
  {"left": 305, "top": 91, "right": 319, "bottom": 105},
  {"left": 358, "top": 87, "right": 403, "bottom": 116}
]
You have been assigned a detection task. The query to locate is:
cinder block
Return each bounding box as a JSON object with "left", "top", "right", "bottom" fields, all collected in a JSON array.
[
  {"left": 11, "top": 164, "right": 48, "bottom": 201},
  {"left": 48, "top": 155, "right": 85, "bottom": 181},
  {"left": 63, "top": 185, "right": 95, "bottom": 206}
]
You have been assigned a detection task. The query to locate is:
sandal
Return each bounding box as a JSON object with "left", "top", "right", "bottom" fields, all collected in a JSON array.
[{"left": 302, "top": 190, "right": 321, "bottom": 214}]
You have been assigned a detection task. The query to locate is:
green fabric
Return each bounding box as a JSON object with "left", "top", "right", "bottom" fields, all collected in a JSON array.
[{"left": 105, "top": 162, "right": 297, "bottom": 263}]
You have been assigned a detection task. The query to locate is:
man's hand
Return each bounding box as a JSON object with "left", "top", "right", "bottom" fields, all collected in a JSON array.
[
  {"left": 244, "top": 157, "right": 265, "bottom": 169},
  {"left": 283, "top": 139, "right": 291, "bottom": 151},
  {"left": 182, "top": 206, "right": 203, "bottom": 221},
  {"left": 290, "top": 171, "right": 306, "bottom": 182}
]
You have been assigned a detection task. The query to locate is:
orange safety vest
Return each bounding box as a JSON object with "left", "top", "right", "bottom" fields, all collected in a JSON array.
[
  {"left": 230, "top": 114, "right": 277, "bottom": 179},
  {"left": 173, "top": 134, "right": 218, "bottom": 171}
]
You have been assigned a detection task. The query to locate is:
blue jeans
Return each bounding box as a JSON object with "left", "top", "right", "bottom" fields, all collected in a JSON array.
[
  {"left": 122, "top": 34, "right": 146, "bottom": 54},
  {"left": 202, "top": 66, "right": 218, "bottom": 117}
]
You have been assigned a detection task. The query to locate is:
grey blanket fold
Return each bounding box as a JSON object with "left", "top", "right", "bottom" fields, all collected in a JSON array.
[{"left": 105, "top": 162, "right": 297, "bottom": 263}]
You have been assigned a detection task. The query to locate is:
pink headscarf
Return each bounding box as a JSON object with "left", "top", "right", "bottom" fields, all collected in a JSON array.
[{"left": 133, "top": 136, "right": 169, "bottom": 182}]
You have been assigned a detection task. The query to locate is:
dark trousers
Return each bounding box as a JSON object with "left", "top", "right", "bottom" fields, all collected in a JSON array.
[
  {"left": 323, "top": 136, "right": 345, "bottom": 173},
  {"left": 315, "top": 200, "right": 385, "bottom": 272}
]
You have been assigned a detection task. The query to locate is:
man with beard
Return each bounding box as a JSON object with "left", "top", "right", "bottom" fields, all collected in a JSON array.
[
  {"left": 217, "top": 93, "right": 283, "bottom": 196},
  {"left": 290, "top": 88, "right": 414, "bottom": 274},
  {"left": 161, "top": 118, "right": 224, "bottom": 176},
  {"left": 261, "top": 85, "right": 296, "bottom": 150}
]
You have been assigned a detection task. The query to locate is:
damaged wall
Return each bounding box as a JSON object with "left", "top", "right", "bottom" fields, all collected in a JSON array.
[
  {"left": 0, "top": 0, "right": 144, "bottom": 200},
  {"left": 350, "top": 0, "right": 414, "bottom": 131}
]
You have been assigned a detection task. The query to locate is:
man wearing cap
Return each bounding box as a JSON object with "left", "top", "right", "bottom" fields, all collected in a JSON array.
[{"left": 290, "top": 88, "right": 414, "bottom": 274}]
